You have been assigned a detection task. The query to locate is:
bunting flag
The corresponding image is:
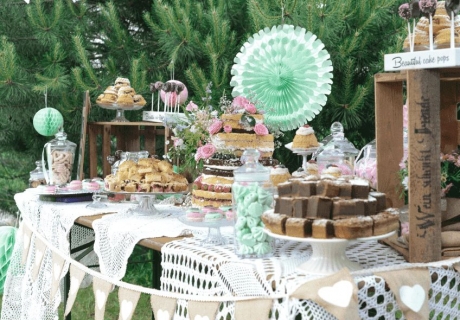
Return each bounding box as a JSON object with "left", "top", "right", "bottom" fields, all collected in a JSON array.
[
  {"left": 93, "top": 276, "right": 113, "bottom": 320},
  {"left": 150, "top": 295, "right": 177, "bottom": 320},
  {"left": 21, "top": 224, "right": 32, "bottom": 265},
  {"left": 234, "top": 298, "right": 273, "bottom": 319},
  {"left": 31, "top": 237, "right": 47, "bottom": 281},
  {"left": 118, "top": 287, "right": 141, "bottom": 320},
  {"left": 187, "top": 300, "right": 220, "bottom": 320},
  {"left": 376, "top": 268, "right": 431, "bottom": 320},
  {"left": 50, "top": 251, "right": 66, "bottom": 298},
  {"left": 64, "top": 264, "right": 86, "bottom": 316},
  {"left": 290, "top": 268, "right": 360, "bottom": 320},
  {"left": 453, "top": 262, "right": 460, "bottom": 273}
]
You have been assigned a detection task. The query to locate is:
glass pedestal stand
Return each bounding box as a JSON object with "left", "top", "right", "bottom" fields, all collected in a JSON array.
[
  {"left": 293, "top": 147, "right": 319, "bottom": 171},
  {"left": 178, "top": 216, "right": 232, "bottom": 246},
  {"left": 131, "top": 194, "right": 158, "bottom": 215},
  {"left": 97, "top": 103, "right": 145, "bottom": 122}
]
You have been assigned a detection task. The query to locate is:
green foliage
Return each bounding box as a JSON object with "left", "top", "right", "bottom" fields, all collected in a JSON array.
[{"left": 0, "top": 0, "right": 406, "bottom": 213}]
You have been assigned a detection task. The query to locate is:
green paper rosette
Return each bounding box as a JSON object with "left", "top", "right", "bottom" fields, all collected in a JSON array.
[
  {"left": 230, "top": 25, "right": 333, "bottom": 131},
  {"left": 0, "top": 226, "right": 16, "bottom": 293}
]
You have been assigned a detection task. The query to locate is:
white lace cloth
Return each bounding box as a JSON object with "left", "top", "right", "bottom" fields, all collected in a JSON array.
[
  {"left": 93, "top": 205, "right": 198, "bottom": 280},
  {"left": 1, "top": 191, "right": 131, "bottom": 320}
]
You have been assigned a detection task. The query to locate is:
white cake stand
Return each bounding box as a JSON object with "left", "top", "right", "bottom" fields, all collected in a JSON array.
[
  {"left": 285, "top": 143, "right": 321, "bottom": 171},
  {"left": 265, "top": 229, "right": 395, "bottom": 275}
]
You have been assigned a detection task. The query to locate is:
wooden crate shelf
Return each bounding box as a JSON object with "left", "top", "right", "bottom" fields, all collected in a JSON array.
[
  {"left": 375, "top": 68, "right": 460, "bottom": 263},
  {"left": 87, "top": 121, "right": 170, "bottom": 178}
]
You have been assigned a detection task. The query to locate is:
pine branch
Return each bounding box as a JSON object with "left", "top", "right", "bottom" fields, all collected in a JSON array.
[{"left": 72, "top": 34, "right": 100, "bottom": 89}]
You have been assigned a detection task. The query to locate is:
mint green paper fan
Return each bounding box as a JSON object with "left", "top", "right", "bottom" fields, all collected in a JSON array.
[
  {"left": 0, "top": 226, "right": 16, "bottom": 293},
  {"left": 230, "top": 25, "right": 333, "bottom": 131}
]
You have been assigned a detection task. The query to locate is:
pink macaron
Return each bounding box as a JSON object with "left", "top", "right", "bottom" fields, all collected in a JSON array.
[
  {"left": 68, "top": 180, "right": 82, "bottom": 191},
  {"left": 39, "top": 185, "right": 57, "bottom": 194},
  {"left": 83, "top": 181, "right": 100, "bottom": 191},
  {"left": 186, "top": 209, "right": 205, "bottom": 222}
]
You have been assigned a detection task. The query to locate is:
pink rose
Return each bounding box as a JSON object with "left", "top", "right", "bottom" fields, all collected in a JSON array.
[
  {"left": 244, "top": 103, "right": 257, "bottom": 114},
  {"left": 224, "top": 125, "right": 232, "bottom": 133},
  {"left": 208, "top": 120, "right": 223, "bottom": 134},
  {"left": 186, "top": 101, "right": 198, "bottom": 112},
  {"left": 254, "top": 123, "right": 268, "bottom": 136},
  {"left": 232, "top": 96, "right": 250, "bottom": 109},
  {"left": 194, "top": 148, "right": 202, "bottom": 161},
  {"left": 199, "top": 143, "right": 216, "bottom": 159}
]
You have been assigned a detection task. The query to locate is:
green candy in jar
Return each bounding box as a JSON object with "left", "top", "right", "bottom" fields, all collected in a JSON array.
[{"left": 232, "top": 149, "right": 274, "bottom": 258}]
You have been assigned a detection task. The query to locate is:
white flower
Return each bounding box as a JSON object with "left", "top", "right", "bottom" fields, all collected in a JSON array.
[
  {"left": 190, "top": 125, "right": 198, "bottom": 133},
  {"left": 211, "top": 110, "right": 218, "bottom": 117},
  {"left": 402, "top": 176, "right": 408, "bottom": 190}
]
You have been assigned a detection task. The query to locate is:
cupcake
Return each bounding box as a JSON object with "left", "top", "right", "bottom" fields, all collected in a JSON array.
[
  {"left": 292, "top": 125, "right": 319, "bottom": 149},
  {"left": 270, "top": 165, "right": 291, "bottom": 187}
]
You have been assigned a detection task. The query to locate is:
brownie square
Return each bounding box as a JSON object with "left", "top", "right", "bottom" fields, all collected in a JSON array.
[
  {"left": 306, "top": 196, "right": 332, "bottom": 219},
  {"left": 293, "top": 197, "right": 309, "bottom": 218}
]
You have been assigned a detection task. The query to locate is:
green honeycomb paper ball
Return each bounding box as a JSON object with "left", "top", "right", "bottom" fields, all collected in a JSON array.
[
  {"left": 33, "top": 108, "right": 64, "bottom": 136},
  {"left": 0, "top": 226, "right": 16, "bottom": 294}
]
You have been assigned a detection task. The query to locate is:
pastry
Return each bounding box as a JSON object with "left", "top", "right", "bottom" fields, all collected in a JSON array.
[
  {"left": 114, "top": 77, "right": 130, "bottom": 89},
  {"left": 285, "top": 218, "right": 313, "bottom": 238},
  {"left": 292, "top": 125, "right": 319, "bottom": 149},
  {"left": 270, "top": 165, "right": 291, "bottom": 187},
  {"left": 118, "top": 86, "right": 136, "bottom": 96},
  {"left": 116, "top": 93, "right": 134, "bottom": 107}
]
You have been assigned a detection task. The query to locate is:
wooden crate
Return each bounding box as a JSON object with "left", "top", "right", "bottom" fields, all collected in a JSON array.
[
  {"left": 86, "top": 121, "right": 170, "bottom": 178},
  {"left": 374, "top": 68, "right": 460, "bottom": 263}
]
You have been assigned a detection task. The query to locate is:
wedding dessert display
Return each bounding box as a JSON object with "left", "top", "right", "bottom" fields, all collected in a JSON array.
[
  {"left": 262, "top": 177, "right": 398, "bottom": 240},
  {"left": 191, "top": 96, "right": 279, "bottom": 207},
  {"left": 104, "top": 157, "right": 188, "bottom": 193}
]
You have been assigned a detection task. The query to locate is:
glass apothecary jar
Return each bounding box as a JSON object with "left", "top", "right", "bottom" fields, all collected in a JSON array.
[
  {"left": 29, "top": 160, "right": 47, "bottom": 188},
  {"left": 232, "top": 149, "right": 274, "bottom": 258},
  {"left": 316, "top": 147, "right": 353, "bottom": 176},
  {"left": 44, "top": 129, "right": 76, "bottom": 185},
  {"left": 354, "top": 139, "right": 377, "bottom": 189}
]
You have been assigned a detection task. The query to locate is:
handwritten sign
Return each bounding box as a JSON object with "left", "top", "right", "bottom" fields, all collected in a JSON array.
[
  {"left": 384, "top": 48, "right": 459, "bottom": 71},
  {"left": 407, "top": 69, "right": 441, "bottom": 262}
]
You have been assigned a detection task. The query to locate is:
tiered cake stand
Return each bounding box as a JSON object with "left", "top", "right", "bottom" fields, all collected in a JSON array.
[
  {"left": 178, "top": 215, "right": 232, "bottom": 246},
  {"left": 265, "top": 229, "right": 395, "bottom": 275}
]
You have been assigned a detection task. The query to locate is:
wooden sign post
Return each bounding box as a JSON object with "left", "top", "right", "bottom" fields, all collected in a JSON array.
[
  {"left": 76, "top": 91, "right": 90, "bottom": 180},
  {"left": 407, "top": 69, "right": 442, "bottom": 262}
]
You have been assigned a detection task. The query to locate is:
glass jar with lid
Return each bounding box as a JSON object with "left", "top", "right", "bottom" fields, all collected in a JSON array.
[
  {"left": 29, "top": 160, "right": 47, "bottom": 188},
  {"left": 232, "top": 149, "right": 274, "bottom": 258},
  {"left": 44, "top": 128, "right": 76, "bottom": 185},
  {"left": 354, "top": 139, "right": 377, "bottom": 188},
  {"left": 316, "top": 147, "right": 353, "bottom": 176},
  {"left": 314, "top": 122, "right": 359, "bottom": 171}
]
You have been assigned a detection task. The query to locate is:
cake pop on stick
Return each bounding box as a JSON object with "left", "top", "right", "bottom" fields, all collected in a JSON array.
[
  {"left": 419, "top": 0, "right": 438, "bottom": 50},
  {"left": 399, "top": 3, "right": 413, "bottom": 51},
  {"left": 446, "top": 0, "right": 460, "bottom": 48}
]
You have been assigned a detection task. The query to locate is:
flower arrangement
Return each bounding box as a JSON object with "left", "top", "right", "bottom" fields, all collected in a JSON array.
[
  {"left": 164, "top": 83, "right": 280, "bottom": 181},
  {"left": 399, "top": 150, "right": 460, "bottom": 199}
]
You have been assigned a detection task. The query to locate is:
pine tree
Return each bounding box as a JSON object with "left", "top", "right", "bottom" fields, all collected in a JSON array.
[{"left": 0, "top": 0, "right": 405, "bottom": 213}]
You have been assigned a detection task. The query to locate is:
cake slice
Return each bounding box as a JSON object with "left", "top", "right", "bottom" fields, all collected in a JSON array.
[
  {"left": 261, "top": 211, "right": 288, "bottom": 235},
  {"left": 285, "top": 218, "right": 313, "bottom": 238},
  {"left": 306, "top": 196, "right": 332, "bottom": 219},
  {"left": 312, "top": 219, "right": 334, "bottom": 239},
  {"left": 334, "top": 216, "right": 373, "bottom": 239}
]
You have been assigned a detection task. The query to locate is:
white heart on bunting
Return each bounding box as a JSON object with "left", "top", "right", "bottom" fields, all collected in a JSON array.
[
  {"left": 400, "top": 284, "right": 425, "bottom": 312},
  {"left": 70, "top": 276, "right": 80, "bottom": 295},
  {"left": 157, "top": 309, "right": 170, "bottom": 320},
  {"left": 23, "top": 233, "right": 30, "bottom": 250},
  {"left": 35, "top": 248, "right": 44, "bottom": 266},
  {"left": 96, "top": 289, "right": 107, "bottom": 310},
  {"left": 53, "top": 262, "right": 62, "bottom": 281},
  {"left": 318, "top": 280, "right": 353, "bottom": 308},
  {"left": 121, "top": 300, "right": 133, "bottom": 320},
  {"left": 195, "top": 316, "right": 210, "bottom": 320}
]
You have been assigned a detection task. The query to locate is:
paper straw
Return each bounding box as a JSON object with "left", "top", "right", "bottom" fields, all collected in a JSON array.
[
  {"left": 411, "top": 20, "right": 415, "bottom": 52},
  {"left": 451, "top": 11, "right": 455, "bottom": 49},
  {"left": 429, "top": 14, "right": 434, "bottom": 51}
]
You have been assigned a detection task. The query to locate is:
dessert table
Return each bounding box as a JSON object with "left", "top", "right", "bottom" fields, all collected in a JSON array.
[{"left": 2, "top": 190, "right": 460, "bottom": 320}]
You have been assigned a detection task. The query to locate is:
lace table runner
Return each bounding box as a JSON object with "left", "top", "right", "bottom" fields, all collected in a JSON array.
[{"left": 93, "top": 205, "right": 205, "bottom": 280}]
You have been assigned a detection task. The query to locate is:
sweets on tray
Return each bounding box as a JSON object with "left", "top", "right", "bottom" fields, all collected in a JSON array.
[
  {"left": 104, "top": 158, "right": 188, "bottom": 193},
  {"left": 262, "top": 177, "right": 400, "bottom": 239},
  {"left": 96, "top": 77, "right": 146, "bottom": 108}
]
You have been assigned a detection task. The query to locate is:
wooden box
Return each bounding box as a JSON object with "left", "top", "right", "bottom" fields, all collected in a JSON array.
[
  {"left": 374, "top": 68, "right": 460, "bottom": 263},
  {"left": 86, "top": 122, "right": 170, "bottom": 178}
]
